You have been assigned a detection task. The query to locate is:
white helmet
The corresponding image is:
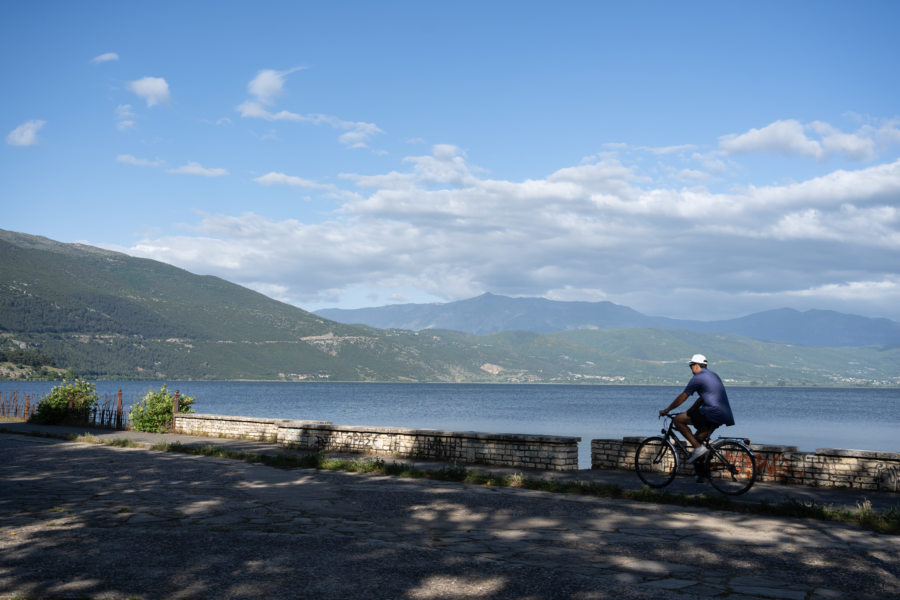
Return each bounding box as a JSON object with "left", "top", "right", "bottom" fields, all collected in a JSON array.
[{"left": 689, "top": 354, "right": 708, "bottom": 366}]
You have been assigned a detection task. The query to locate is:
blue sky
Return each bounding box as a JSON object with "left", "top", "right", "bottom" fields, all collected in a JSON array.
[{"left": 3, "top": 1, "right": 900, "bottom": 320}]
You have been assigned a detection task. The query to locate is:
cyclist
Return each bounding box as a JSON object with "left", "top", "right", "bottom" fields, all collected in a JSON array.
[{"left": 659, "top": 354, "right": 735, "bottom": 468}]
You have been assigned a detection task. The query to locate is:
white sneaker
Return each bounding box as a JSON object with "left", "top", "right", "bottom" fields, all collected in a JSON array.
[{"left": 687, "top": 445, "right": 708, "bottom": 464}]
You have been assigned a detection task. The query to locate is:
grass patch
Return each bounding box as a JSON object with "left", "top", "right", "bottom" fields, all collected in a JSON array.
[
  {"left": 73, "top": 433, "right": 142, "bottom": 448},
  {"left": 1, "top": 428, "right": 143, "bottom": 449}
]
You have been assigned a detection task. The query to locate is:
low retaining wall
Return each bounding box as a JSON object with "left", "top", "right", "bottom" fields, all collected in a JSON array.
[
  {"left": 171, "top": 414, "right": 898, "bottom": 487},
  {"left": 175, "top": 413, "right": 288, "bottom": 441},
  {"left": 591, "top": 438, "right": 900, "bottom": 492},
  {"left": 174, "top": 413, "right": 580, "bottom": 471}
]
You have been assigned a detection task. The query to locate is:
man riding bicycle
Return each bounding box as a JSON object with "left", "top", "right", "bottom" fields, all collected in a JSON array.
[{"left": 659, "top": 354, "right": 735, "bottom": 467}]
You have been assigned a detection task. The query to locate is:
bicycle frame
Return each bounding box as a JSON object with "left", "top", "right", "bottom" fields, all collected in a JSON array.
[
  {"left": 659, "top": 413, "right": 755, "bottom": 459},
  {"left": 635, "top": 413, "right": 757, "bottom": 494}
]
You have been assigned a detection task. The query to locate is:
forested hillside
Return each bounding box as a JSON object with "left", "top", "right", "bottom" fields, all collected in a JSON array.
[{"left": 2, "top": 230, "right": 898, "bottom": 385}]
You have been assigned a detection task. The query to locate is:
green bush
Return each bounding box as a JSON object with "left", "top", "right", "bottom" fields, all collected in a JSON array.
[
  {"left": 129, "top": 385, "right": 195, "bottom": 433},
  {"left": 28, "top": 379, "right": 99, "bottom": 425}
]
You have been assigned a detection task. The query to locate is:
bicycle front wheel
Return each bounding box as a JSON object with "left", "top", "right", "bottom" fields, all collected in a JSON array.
[
  {"left": 707, "top": 441, "right": 756, "bottom": 495},
  {"left": 635, "top": 437, "right": 678, "bottom": 488}
]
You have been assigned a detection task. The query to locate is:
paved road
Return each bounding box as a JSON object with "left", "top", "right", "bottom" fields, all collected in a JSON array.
[{"left": 1, "top": 430, "right": 898, "bottom": 599}]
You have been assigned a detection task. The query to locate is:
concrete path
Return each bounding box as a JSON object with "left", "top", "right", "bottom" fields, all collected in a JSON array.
[{"left": 1, "top": 425, "right": 898, "bottom": 599}]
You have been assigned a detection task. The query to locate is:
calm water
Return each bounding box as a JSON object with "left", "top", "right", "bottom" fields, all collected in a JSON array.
[{"left": 3, "top": 381, "right": 897, "bottom": 468}]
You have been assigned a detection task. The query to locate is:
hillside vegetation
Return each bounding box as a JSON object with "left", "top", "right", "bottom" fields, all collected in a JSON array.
[{"left": 2, "top": 229, "right": 898, "bottom": 385}]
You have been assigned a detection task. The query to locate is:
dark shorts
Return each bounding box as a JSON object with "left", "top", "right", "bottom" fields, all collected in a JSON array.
[{"left": 687, "top": 405, "right": 720, "bottom": 438}]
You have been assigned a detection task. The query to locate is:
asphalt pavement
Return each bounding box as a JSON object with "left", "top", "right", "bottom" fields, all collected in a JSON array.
[{"left": 1, "top": 422, "right": 898, "bottom": 599}]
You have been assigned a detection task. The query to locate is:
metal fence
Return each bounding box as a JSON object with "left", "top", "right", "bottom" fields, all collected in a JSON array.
[
  {"left": 0, "top": 389, "right": 130, "bottom": 430},
  {"left": 0, "top": 391, "right": 37, "bottom": 420}
]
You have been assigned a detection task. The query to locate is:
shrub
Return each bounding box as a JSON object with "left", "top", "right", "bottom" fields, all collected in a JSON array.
[
  {"left": 129, "top": 385, "right": 195, "bottom": 433},
  {"left": 28, "top": 379, "right": 99, "bottom": 425}
]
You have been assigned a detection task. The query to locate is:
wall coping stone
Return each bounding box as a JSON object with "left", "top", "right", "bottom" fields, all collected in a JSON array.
[
  {"left": 749, "top": 444, "right": 800, "bottom": 452},
  {"left": 177, "top": 414, "right": 332, "bottom": 426},
  {"left": 277, "top": 420, "right": 580, "bottom": 443},
  {"left": 814, "top": 448, "right": 900, "bottom": 460},
  {"left": 177, "top": 413, "right": 579, "bottom": 444}
]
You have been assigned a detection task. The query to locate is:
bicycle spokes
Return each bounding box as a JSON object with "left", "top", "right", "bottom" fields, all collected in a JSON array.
[{"left": 706, "top": 441, "right": 756, "bottom": 495}]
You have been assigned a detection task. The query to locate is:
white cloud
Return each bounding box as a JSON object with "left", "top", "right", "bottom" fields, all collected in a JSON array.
[
  {"left": 167, "top": 162, "right": 227, "bottom": 177},
  {"left": 784, "top": 278, "right": 900, "bottom": 301},
  {"left": 128, "top": 139, "right": 900, "bottom": 320},
  {"left": 810, "top": 121, "right": 876, "bottom": 161},
  {"left": 877, "top": 119, "right": 900, "bottom": 145},
  {"left": 254, "top": 172, "right": 333, "bottom": 190},
  {"left": 255, "top": 172, "right": 314, "bottom": 187},
  {"left": 719, "top": 118, "right": 897, "bottom": 162},
  {"left": 720, "top": 119, "right": 824, "bottom": 158},
  {"left": 768, "top": 204, "right": 900, "bottom": 248},
  {"left": 236, "top": 101, "right": 305, "bottom": 122},
  {"left": 91, "top": 52, "right": 119, "bottom": 64},
  {"left": 237, "top": 101, "right": 384, "bottom": 148},
  {"left": 6, "top": 120, "right": 46, "bottom": 146},
  {"left": 674, "top": 169, "right": 710, "bottom": 182},
  {"left": 237, "top": 69, "right": 383, "bottom": 149},
  {"left": 248, "top": 67, "right": 304, "bottom": 104},
  {"left": 115, "top": 104, "right": 136, "bottom": 131},
  {"left": 117, "top": 154, "right": 163, "bottom": 167},
  {"left": 339, "top": 124, "right": 379, "bottom": 149},
  {"left": 128, "top": 77, "right": 171, "bottom": 107},
  {"left": 639, "top": 144, "right": 696, "bottom": 155}
]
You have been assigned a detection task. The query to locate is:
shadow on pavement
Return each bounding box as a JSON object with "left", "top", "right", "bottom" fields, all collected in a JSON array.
[{"left": 2, "top": 433, "right": 899, "bottom": 599}]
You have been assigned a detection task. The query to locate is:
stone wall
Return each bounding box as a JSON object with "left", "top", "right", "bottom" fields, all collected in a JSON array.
[
  {"left": 171, "top": 414, "right": 898, "bottom": 487},
  {"left": 780, "top": 448, "right": 900, "bottom": 491},
  {"left": 591, "top": 438, "right": 900, "bottom": 492},
  {"left": 174, "top": 413, "right": 295, "bottom": 441},
  {"left": 174, "top": 413, "right": 580, "bottom": 471}
]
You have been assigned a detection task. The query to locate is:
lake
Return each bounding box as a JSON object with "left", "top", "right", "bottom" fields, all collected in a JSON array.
[{"left": 3, "top": 381, "right": 897, "bottom": 468}]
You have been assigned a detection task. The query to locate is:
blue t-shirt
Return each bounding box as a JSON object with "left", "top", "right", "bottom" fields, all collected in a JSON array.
[{"left": 683, "top": 368, "right": 735, "bottom": 426}]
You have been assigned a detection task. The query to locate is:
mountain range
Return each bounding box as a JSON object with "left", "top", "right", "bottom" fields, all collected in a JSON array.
[
  {"left": 2, "top": 229, "right": 898, "bottom": 386},
  {"left": 316, "top": 293, "right": 900, "bottom": 348}
]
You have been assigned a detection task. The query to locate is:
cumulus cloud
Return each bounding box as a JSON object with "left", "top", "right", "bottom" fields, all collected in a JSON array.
[
  {"left": 128, "top": 77, "right": 170, "bottom": 107},
  {"left": 720, "top": 118, "right": 891, "bottom": 162},
  {"left": 167, "top": 162, "right": 227, "bottom": 177},
  {"left": 6, "top": 120, "right": 46, "bottom": 146},
  {"left": 720, "top": 120, "right": 824, "bottom": 158},
  {"left": 128, "top": 136, "right": 900, "bottom": 319},
  {"left": 91, "top": 52, "right": 119, "bottom": 63}
]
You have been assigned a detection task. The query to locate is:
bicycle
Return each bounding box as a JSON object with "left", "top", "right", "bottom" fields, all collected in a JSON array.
[{"left": 634, "top": 413, "right": 757, "bottom": 495}]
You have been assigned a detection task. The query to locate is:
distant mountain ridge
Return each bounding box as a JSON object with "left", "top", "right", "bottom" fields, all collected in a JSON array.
[
  {"left": 316, "top": 293, "right": 900, "bottom": 347},
  {"left": 2, "top": 230, "right": 898, "bottom": 385}
]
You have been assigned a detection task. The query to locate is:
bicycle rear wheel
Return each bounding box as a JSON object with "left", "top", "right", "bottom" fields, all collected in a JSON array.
[
  {"left": 635, "top": 437, "right": 678, "bottom": 488},
  {"left": 707, "top": 441, "right": 756, "bottom": 495}
]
